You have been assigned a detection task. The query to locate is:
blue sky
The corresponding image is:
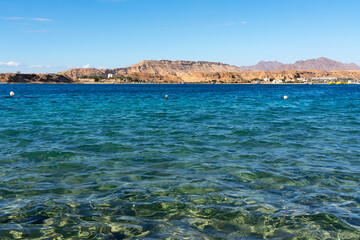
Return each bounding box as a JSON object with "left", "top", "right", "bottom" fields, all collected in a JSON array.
[{"left": 1, "top": 0, "right": 360, "bottom": 73}]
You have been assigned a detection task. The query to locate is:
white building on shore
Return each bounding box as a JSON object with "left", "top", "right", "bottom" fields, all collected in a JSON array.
[
  {"left": 311, "top": 77, "right": 337, "bottom": 81},
  {"left": 272, "top": 79, "right": 283, "bottom": 84}
]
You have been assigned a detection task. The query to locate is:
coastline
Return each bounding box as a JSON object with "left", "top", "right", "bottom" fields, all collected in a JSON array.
[
  {"left": 0, "top": 82, "right": 353, "bottom": 85},
  {"left": 2, "top": 70, "right": 360, "bottom": 85},
  {"left": 1, "top": 83, "right": 353, "bottom": 85}
]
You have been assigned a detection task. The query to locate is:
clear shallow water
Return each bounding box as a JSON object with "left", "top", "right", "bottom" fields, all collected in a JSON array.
[{"left": 0, "top": 84, "right": 359, "bottom": 239}]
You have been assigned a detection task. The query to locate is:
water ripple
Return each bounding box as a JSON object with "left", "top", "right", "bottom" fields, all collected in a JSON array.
[{"left": 0, "top": 84, "right": 359, "bottom": 239}]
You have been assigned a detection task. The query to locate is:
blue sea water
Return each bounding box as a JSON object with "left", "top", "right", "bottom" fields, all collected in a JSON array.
[{"left": 0, "top": 84, "right": 359, "bottom": 239}]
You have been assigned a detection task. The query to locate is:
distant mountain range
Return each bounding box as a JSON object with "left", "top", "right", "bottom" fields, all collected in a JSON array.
[
  {"left": 59, "top": 58, "right": 360, "bottom": 79},
  {"left": 242, "top": 57, "right": 360, "bottom": 71}
]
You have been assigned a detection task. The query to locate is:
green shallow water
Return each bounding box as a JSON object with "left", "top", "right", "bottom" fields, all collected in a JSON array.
[{"left": 0, "top": 84, "right": 359, "bottom": 239}]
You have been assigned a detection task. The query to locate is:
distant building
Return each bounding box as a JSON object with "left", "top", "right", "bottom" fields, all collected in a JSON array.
[
  {"left": 272, "top": 79, "right": 283, "bottom": 84},
  {"left": 285, "top": 79, "right": 294, "bottom": 83},
  {"left": 311, "top": 77, "right": 337, "bottom": 81},
  {"left": 264, "top": 78, "right": 270, "bottom": 82},
  {"left": 107, "top": 74, "right": 113, "bottom": 79}
]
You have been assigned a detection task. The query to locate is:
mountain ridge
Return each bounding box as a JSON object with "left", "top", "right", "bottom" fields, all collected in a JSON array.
[
  {"left": 243, "top": 57, "right": 360, "bottom": 71},
  {"left": 58, "top": 57, "right": 360, "bottom": 79}
]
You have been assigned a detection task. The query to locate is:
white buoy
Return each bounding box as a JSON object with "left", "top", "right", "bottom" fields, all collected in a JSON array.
[
  {"left": 283, "top": 95, "right": 288, "bottom": 100},
  {"left": 10, "top": 91, "right": 15, "bottom": 97}
]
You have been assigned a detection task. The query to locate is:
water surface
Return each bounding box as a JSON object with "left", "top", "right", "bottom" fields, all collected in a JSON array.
[{"left": 0, "top": 84, "right": 359, "bottom": 239}]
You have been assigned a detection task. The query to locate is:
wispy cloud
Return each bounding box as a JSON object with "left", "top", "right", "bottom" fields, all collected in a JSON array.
[
  {"left": 241, "top": 21, "right": 248, "bottom": 24},
  {"left": 28, "top": 64, "right": 51, "bottom": 69},
  {"left": 0, "top": 61, "right": 21, "bottom": 67},
  {"left": 31, "top": 18, "right": 52, "bottom": 22},
  {"left": 4, "top": 17, "right": 52, "bottom": 22},
  {"left": 83, "top": 64, "right": 91, "bottom": 68},
  {"left": 3, "top": 17, "right": 24, "bottom": 20}
]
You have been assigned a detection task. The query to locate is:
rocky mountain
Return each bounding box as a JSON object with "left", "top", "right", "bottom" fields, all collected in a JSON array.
[
  {"left": 243, "top": 57, "right": 360, "bottom": 71},
  {"left": 114, "top": 60, "right": 242, "bottom": 77},
  {"left": 2, "top": 70, "right": 359, "bottom": 84},
  {"left": 0, "top": 73, "right": 73, "bottom": 83},
  {"left": 125, "top": 72, "right": 183, "bottom": 83},
  {"left": 57, "top": 68, "right": 109, "bottom": 79},
  {"left": 59, "top": 60, "right": 242, "bottom": 79},
  {"left": 182, "top": 70, "right": 360, "bottom": 83},
  {"left": 58, "top": 58, "right": 360, "bottom": 79}
]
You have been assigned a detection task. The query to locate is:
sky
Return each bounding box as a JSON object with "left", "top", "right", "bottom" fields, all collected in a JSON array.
[{"left": 1, "top": 0, "right": 360, "bottom": 73}]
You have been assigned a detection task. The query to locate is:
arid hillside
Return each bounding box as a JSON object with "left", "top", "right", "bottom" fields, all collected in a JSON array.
[
  {"left": 182, "top": 70, "right": 360, "bottom": 82},
  {"left": 59, "top": 60, "right": 242, "bottom": 78},
  {"left": 59, "top": 58, "right": 360, "bottom": 80},
  {"left": 113, "top": 60, "right": 242, "bottom": 77},
  {"left": 2, "top": 70, "right": 359, "bottom": 84},
  {"left": 0, "top": 73, "right": 73, "bottom": 83}
]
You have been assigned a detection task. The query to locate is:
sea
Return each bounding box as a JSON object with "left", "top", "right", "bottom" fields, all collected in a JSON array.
[{"left": 0, "top": 84, "right": 359, "bottom": 239}]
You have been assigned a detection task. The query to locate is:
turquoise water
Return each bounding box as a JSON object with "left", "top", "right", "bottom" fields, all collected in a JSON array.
[{"left": 0, "top": 84, "right": 359, "bottom": 239}]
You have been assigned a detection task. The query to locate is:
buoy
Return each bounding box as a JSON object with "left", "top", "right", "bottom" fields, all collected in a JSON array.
[
  {"left": 165, "top": 95, "right": 168, "bottom": 99},
  {"left": 10, "top": 91, "right": 15, "bottom": 97},
  {"left": 283, "top": 95, "right": 288, "bottom": 100}
]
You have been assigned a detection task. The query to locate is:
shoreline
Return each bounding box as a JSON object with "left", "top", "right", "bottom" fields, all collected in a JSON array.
[{"left": 0, "top": 82, "right": 355, "bottom": 85}]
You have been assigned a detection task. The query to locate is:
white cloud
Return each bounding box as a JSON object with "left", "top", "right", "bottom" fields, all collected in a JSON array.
[
  {"left": 83, "top": 64, "right": 91, "bottom": 68},
  {"left": 4, "top": 17, "right": 52, "bottom": 22},
  {"left": 31, "top": 18, "right": 52, "bottom": 22},
  {"left": 241, "top": 21, "right": 248, "bottom": 24},
  {"left": 28, "top": 64, "right": 51, "bottom": 69},
  {"left": 0, "top": 61, "right": 21, "bottom": 67},
  {"left": 3, "top": 17, "right": 24, "bottom": 20}
]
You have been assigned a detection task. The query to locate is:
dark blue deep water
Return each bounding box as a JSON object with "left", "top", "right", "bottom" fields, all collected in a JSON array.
[{"left": 0, "top": 84, "right": 359, "bottom": 239}]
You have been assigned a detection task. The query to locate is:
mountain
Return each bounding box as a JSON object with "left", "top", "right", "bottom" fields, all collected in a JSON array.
[
  {"left": 57, "top": 68, "right": 109, "bottom": 79},
  {"left": 115, "top": 60, "right": 242, "bottom": 77},
  {"left": 58, "top": 58, "right": 360, "bottom": 79},
  {"left": 243, "top": 57, "right": 360, "bottom": 71},
  {"left": 0, "top": 73, "right": 73, "bottom": 83},
  {"left": 59, "top": 60, "right": 242, "bottom": 78},
  {"left": 182, "top": 70, "right": 360, "bottom": 83}
]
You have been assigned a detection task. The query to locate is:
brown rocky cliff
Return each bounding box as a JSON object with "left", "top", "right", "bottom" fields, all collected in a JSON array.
[
  {"left": 0, "top": 73, "right": 74, "bottom": 83},
  {"left": 115, "top": 60, "right": 242, "bottom": 77},
  {"left": 58, "top": 68, "right": 109, "bottom": 79},
  {"left": 59, "top": 60, "right": 242, "bottom": 78}
]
